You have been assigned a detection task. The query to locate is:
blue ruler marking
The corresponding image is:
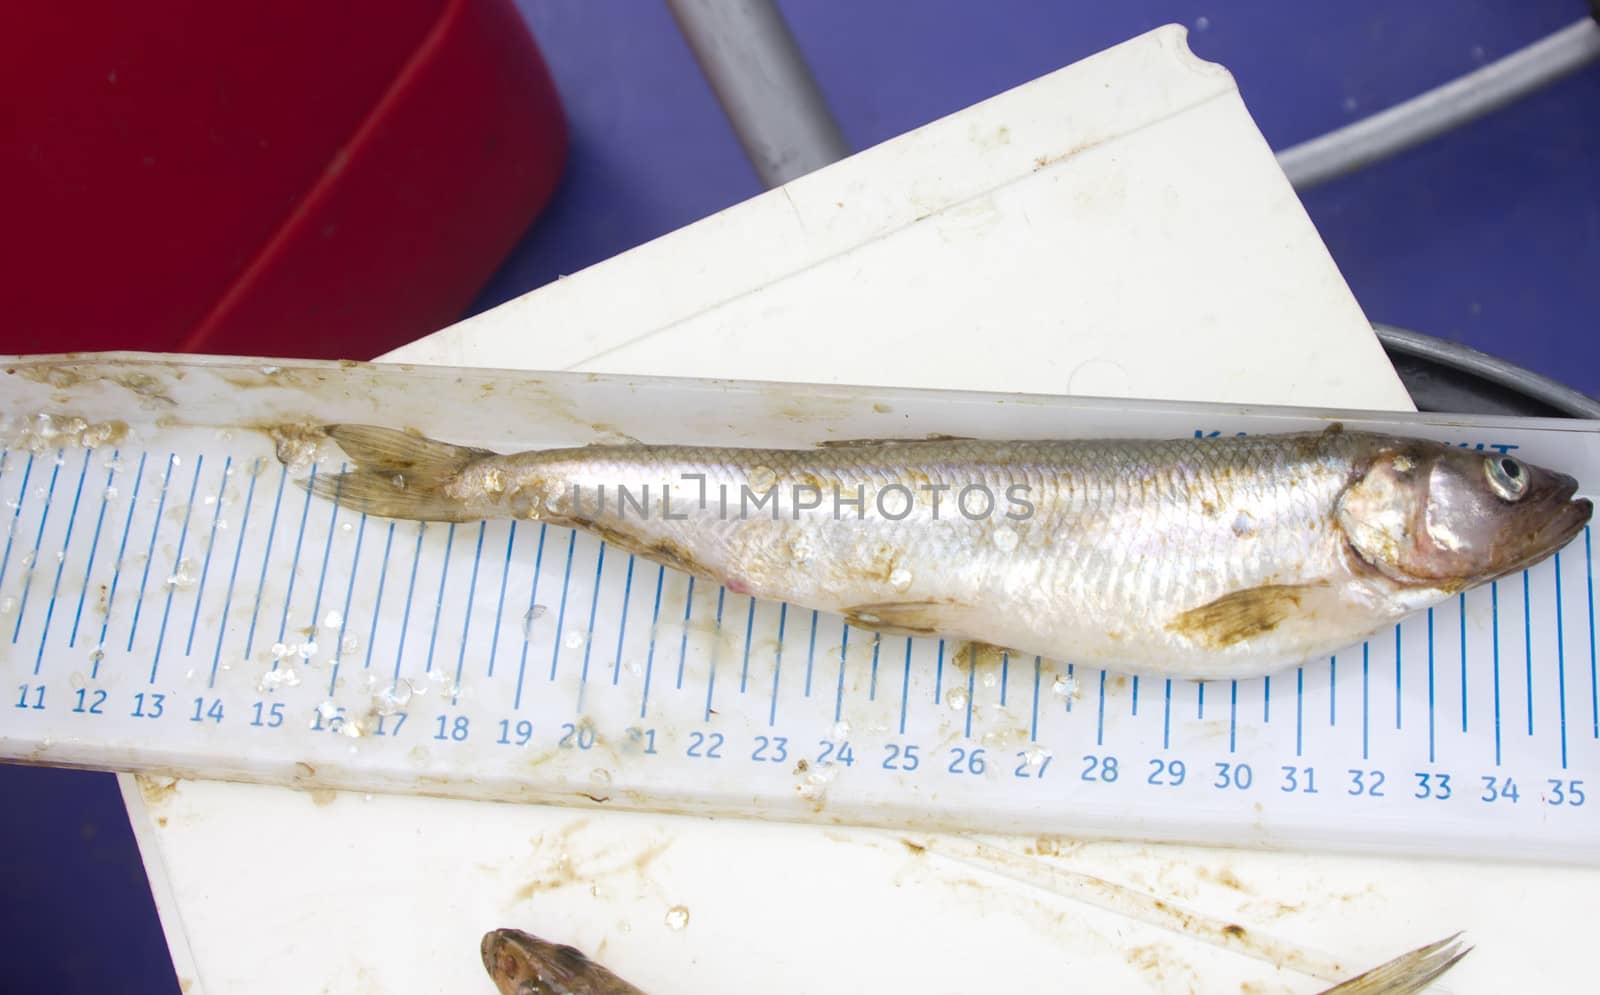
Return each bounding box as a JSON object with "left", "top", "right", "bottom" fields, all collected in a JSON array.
[
  {"left": 1002, "top": 652, "right": 1010, "bottom": 708},
  {"left": 611, "top": 554, "right": 636, "bottom": 687},
  {"left": 1459, "top": 592, "right": 1469, "bottom": 734},
  {"left": 704, "top": 585, "right": 724, "bottom": 721},
  {"left": 766, "top": 602, "right": 787, "bottom": 727},
  {"left": 897, "top": 638, "right": 912, "bottom": 736},
  {"left": 1030, "top": 656, "right": 1041, "bottom": 742},
  {"left": 836, "top": 622, "right": 851, "bottom": 725},
  {"left": 1162, "top": 678, "right": 1172, "bottom": 750},
  {"left": 1228, "top": 679, "right": 1238, "bottom": 754},
  {"left": 1295, "top": 666, "right": 1304, "bottom": 757},
  {"left": 1492, "top": 580, "right": 1503, "bottom": 765},
  {"left": 69, "top": 450, "right": 117, "bottom": 650},
  {"left": 1556, "top": 551, "right": 1569, "bottom": 770},
  {"left": 1131, "top": 673, "right": 1139, "bottom": 717},
  {"left": 1426, "top": 608, "right": 1436, "bottom": 764},
  {"left": 125, "top": 452, "right": 176, "bottom": 652},
  {"left": 1524, "top": 570, "right": 1535, "bottom": 736},
  {"left": 14, "top": 450, "right": 63, "bottom": 644},
  {"left": 453, "top": 522, "right": 486, "bottom": 705},
  {"left": 673, "top": 575, "right": 695, "bottom": 691},
  {"left": 34, "top": 448, "right": 90, "bottom": 672},
  {"left": 1361, "top": 642, "right": 1370, "bottom": 762},
  {"left": 185, "top": 456, "right": 231, "bottom": 656},
  {"left": 303, "top": 463, "right": 344, "bottom": 665},
  {"left": 206, "top": 456, "right": 256, "bottom": 688},
  {"left": 802, "top": 608, "right": 817, "bottom": 697},
  {"left": 934, "top": 639, "right": 945, "bottom": 705},
  {"left": 0, "top": 451, "right": 35, "bottom": 595},
  {"left": 486, "top": 522, "right": 517, "bottom": 679},
  {"left": 1329, "top": 655, "right": 1337, "bottom": 726},
  {"left": 326, "top": 512, "right": 368, "bottom": 696},
  {"left": 391, "top": 522, "right": 426, "bottom": 681},
  {"left": 266, "top": 462, "right": 315, "bottom": 672},
  {"left": 423, "top": 523, "right": 458, "bottom": 684},
  {"left": 1261, "top": 676, "right": 1270, "bottom": 724},
  {"left": 962, "top": 643, "right": 975, "bottom": 738},
  {"left": 548, "top": 530, "right": 577, "bottom": 682},
  {"left": 638, "top": 562, "right": 663, "bottom": 720},
  {"left": 1196, "top": 680, "right": 1203, "bottom": 720},
  {"left": 514, "top": 523, "right": 549, "bottom": 711},
  {"left": 362, "top": 522, "right": 397, "bottom": 674},
  {"left": 148, "top": 455, "right": 203, "bottom": 680},
  {"left": 241, "top": 462, "right": 287, "bottom": 660},
  {"left": 737, "top": 595, "right": 754, "bottom": 693},
  {"left": 1096, "top": 670, "right": 1107, "bottom": 747},
  {"left": 1394, "top": 624, "right": 1402, "bottom": 730},
  {"left": 1587, "top": 527, "right": 1597, "bottom": 739},
  {"left": 868, "top": 633, "right": 880, "bottom": 701},
  {"left": 97, "top": 451, "right": 148, "bottom": 671}
]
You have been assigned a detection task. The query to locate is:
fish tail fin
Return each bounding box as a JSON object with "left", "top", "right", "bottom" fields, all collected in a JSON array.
[
  {"left": 1317, "top": 931, "right": 1471, "bottom": 995},
  {"left": 308, "top": 424, "right": 499, "bottom": 522}
]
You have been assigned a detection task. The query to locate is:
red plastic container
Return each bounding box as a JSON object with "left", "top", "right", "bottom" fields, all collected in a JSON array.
[{"left": 2, "top": 0, "right": 567, "bottom": 360}]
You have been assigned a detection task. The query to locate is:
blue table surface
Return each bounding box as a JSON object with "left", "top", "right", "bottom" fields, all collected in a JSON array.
[{"left": 5, "top": 3, "right": 1595, "bottom": 991}]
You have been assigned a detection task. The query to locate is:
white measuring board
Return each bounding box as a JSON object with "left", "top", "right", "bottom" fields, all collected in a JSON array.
[{"left": 2, "top": 353, "right": 1597, "bottom": 864}]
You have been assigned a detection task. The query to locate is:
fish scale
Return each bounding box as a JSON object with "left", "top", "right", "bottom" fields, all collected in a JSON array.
[{"left": 0, "top": 354, "right": 1597, "bottom": 864}]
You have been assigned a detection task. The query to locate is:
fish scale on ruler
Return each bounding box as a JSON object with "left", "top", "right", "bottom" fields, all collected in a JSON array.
[{"left": 0, "top": 354, "right": 1596, "bottom": 862}]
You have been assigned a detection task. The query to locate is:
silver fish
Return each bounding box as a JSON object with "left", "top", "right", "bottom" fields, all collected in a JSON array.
[
  {"left": 478, "top": 927, "right": 1471, "bottom": 994},
  {"left": 306, "top": 424, "right": 1589, "bottom": 680}
]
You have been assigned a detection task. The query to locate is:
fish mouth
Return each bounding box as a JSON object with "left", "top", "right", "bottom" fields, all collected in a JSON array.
[
  {"left": 1544, "top": 495, "right": 1594, "bottom": 552},
  {"left": 480, "top": 931, "right": 505, "bottom": 974},
  {"left": 1492, "top": 479, "right": 1592, "bottom": 581}
]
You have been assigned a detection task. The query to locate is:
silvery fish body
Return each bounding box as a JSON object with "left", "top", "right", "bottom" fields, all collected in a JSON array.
[{"left": 306, "top": 425, "right": 1590, "bottom": 680}]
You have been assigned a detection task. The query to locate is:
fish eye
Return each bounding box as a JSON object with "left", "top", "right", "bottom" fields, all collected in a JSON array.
[{"left": 1485, "top": 456, "right": 1528, "bottom": 501}]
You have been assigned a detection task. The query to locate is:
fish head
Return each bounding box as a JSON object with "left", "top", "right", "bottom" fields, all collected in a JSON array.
[
  {"left": 1337, "top": 442, "right": 1592, "bottom": 589},
  {"left": 481, "top": 928, "right": 596, "bottom": 995}
]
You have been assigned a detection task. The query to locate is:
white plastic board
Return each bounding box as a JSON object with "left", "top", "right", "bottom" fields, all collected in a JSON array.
[
  {"left": 3, "top": 353, "right": 1596, "bottom": 868},
  {"left": 105, "top": 24, "right": 1600, "bottom": 995}
]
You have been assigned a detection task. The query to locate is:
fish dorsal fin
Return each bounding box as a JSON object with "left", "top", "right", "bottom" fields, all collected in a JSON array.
[
  {"left": 815, "top": 433, "right": 976, "bottom": 449},
  {"left": 1166, "top": 583, "right": 1327, "bottom": 650},
  {"left": 817, "top": 438, "right": 911, "bottom": 449}
]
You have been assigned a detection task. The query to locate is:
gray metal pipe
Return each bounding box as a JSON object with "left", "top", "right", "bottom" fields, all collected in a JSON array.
[
  {"left": 1278, "top": 18, "right": 1600, "bottom": 190},
  {"left": 665, "top": 0, "right": 851, "bottom": 187}
]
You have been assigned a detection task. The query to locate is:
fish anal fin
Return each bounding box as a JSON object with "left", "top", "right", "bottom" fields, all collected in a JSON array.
[
  {"left": 1167, "top": 583, "right": 1327, "bottom": 650},
  {"left": 844, "top": 600, "right": 963, "bottom": 637}
]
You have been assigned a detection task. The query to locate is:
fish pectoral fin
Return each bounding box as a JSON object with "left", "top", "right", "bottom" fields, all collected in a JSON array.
[
  {"left": 306, "top": 424, "right": 498, "bottom": 522},
  {"left": 1166, "top": 582, "right": 1328, "bottom": 650},
  {"left": 844, "top": 600, "right": 964, "bottom": 637}
]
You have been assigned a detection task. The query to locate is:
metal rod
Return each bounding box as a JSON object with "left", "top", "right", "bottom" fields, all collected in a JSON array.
[
  {"left": 1373, "top": 323, "right": 1600, "bottom": 419},
  {"left": 1278, "top": 18, "right": 1600, "bottom": 190},
  {"left": 665, "top": 0, "right": 850, "bottom": 187}
]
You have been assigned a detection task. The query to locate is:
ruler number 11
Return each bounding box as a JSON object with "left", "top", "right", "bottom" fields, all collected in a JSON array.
[{"left": 15, "top": 684, "right": 45, "bottom": 710}]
